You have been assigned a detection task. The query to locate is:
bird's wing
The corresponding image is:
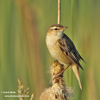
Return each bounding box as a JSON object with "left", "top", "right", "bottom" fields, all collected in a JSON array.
[{"left": 58, "top": 34, "right": 84, "bottom": 70}]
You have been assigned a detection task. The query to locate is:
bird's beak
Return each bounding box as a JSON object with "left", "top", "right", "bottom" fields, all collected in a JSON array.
[
  {"left": 60, "top": 26, "right": 68, "bottom": 30},
  {"left": 63, "top": 26, "right": 68, "bottom": 29}
]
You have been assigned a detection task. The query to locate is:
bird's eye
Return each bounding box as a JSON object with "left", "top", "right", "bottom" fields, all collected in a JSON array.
[{"left": 55, "top": 28, "right": 58, "bottom": 30}]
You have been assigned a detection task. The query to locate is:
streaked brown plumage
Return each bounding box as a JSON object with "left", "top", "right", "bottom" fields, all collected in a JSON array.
[{"left": 46, "top": 24, "right": 85, "bottom": 89}]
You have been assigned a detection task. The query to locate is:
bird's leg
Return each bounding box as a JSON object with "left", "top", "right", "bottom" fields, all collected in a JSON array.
[{"left": 53, "top": 64, "right": 71, "bottom": 79}]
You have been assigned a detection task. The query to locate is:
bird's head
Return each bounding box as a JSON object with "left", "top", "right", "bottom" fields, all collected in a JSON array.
[{"left": 47, "top": 24, "right": 68, "bottom": 37}]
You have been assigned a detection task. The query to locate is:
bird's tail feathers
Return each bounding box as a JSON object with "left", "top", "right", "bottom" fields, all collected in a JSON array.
[{"left": 72, "top": 65, "right": 82, "bottom": 89}]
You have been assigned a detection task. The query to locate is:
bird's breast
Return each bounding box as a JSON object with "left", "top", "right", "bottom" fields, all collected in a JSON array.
[{"left": 46, "top": 36, "right": 71, "bottom": 64}]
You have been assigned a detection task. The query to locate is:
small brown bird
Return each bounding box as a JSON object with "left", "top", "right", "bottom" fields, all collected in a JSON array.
[{"left": 46, "top": 24, "right": 85, "bottom": 89}]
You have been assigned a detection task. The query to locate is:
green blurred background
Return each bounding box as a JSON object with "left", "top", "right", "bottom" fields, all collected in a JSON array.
[{"left": 0, "top": 0, "right": 100, "bottom": 100}]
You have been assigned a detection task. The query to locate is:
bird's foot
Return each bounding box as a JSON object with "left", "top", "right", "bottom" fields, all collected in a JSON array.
[{"left": 53, "top": 64, "right": 70, "bottom": 80}]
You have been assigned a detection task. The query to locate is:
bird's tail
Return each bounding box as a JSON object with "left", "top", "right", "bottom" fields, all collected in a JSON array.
[{"left": 72, "top": 64, "right": 82, "bottom": 89}]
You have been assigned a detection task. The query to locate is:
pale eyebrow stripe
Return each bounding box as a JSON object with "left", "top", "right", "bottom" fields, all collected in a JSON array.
[{"left": 50, "top": 27, "right": 60, "bottom": 29}]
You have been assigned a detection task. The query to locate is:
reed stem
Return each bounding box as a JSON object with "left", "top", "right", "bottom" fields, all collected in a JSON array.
[{"left": 58, "top": 0, "right": 61, "bottom": 24}]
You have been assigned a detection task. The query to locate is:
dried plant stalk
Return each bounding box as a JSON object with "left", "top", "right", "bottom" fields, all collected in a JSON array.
[
  {"left": 40, "top": 60, "right": 73, "bottom": 100},
  {"left": 58, "top": 0, "right": 61, "bottom": 24},
  {"left": 17, "top": 78, "right": 34, "bottom": 100},
  {"left": 30, "top": 94, "right": 34, "bottom": 100},
  {"left": 18, "top": 78, "right": 25, "bottom": 100}
]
